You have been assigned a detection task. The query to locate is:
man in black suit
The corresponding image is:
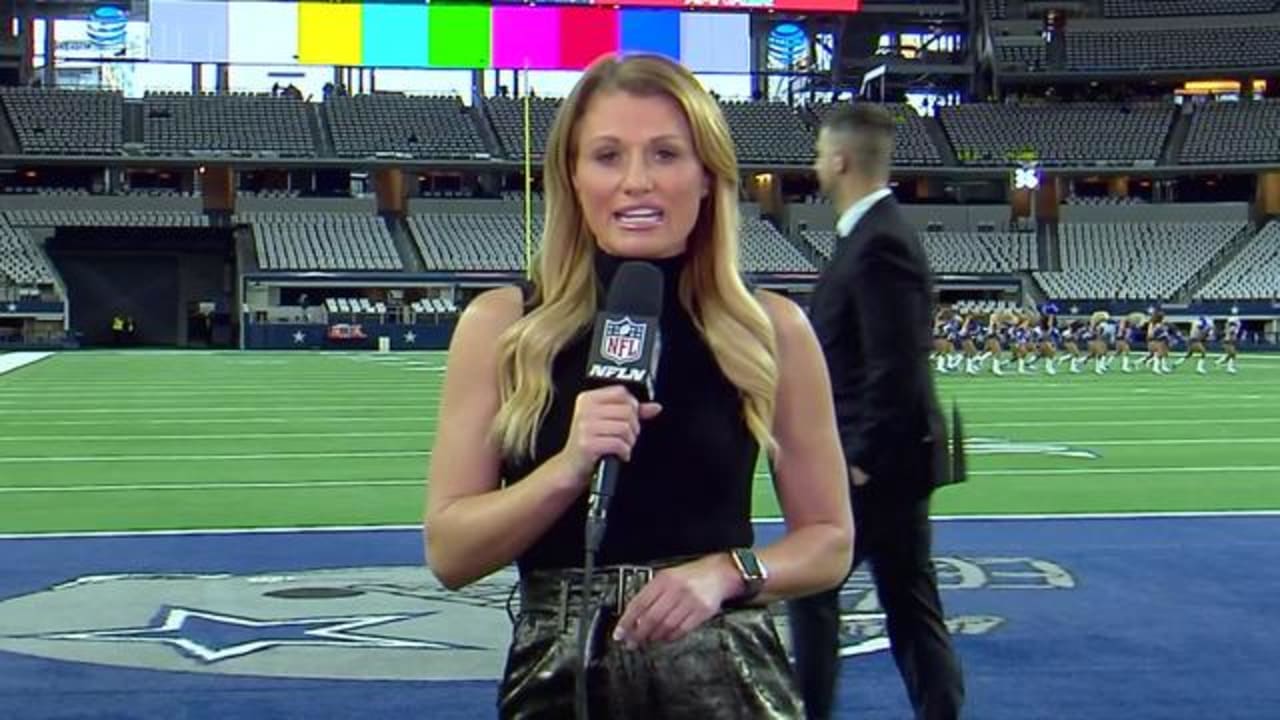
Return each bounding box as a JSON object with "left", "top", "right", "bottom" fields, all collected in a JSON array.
[{"left": 787, "top": 103, "right": 965, "bottom": 720}]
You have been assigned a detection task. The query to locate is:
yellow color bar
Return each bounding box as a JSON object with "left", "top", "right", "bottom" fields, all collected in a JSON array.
[{"left": 298, "top": 2, "right": 363, "bottom": 66}]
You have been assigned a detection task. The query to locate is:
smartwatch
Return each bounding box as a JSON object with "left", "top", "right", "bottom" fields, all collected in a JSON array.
[{"left": 729, "top": 547, "right": 768, "bottom": 602}]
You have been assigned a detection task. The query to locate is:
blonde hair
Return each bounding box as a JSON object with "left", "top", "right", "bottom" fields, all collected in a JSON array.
[{"left": 492, "top": 53, "right": 778, "bottom": 462}]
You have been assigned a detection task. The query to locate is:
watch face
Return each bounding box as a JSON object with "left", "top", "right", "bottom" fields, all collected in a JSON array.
[{"left": 735, "top": 549, "right": 763, "bottom": 580}]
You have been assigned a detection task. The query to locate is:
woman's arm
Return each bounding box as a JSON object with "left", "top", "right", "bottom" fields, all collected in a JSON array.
[
  {"left": 423, "top": 288, "right": 583, "bottom": 590},
  {"left": 613, "top": 292, "right": 853, "bottom": 646},
  {"left": 746, "top": 290, "right": 855, "bottom": 603}
]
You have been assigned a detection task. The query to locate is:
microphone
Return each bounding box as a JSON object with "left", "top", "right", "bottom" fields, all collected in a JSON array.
[{"left": 583, "top": 260, "right": 664, "bottom": 554}]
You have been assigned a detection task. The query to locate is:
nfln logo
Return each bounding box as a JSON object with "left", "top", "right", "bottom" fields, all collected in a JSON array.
[{"left": 588, "top": 365, "right": 648, "bottom": 383}]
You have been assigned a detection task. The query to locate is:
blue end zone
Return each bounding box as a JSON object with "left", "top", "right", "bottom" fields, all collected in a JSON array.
[{"left": 0, "top": 518, "right": 1276, "bottom": 719}]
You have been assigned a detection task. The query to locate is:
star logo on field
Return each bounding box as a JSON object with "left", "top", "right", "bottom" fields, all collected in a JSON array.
[
  {"left": 403, "top": 331, "right": 416, "bottom": 344},
  {"left": 33, "top": 606, "right": 473, "bottom": 662},
  {"left": 292, "top": 330, "right": 306, "bottom": 344},
  {"left": 5, "top": 303, "right": 15, "bottom": 312}
]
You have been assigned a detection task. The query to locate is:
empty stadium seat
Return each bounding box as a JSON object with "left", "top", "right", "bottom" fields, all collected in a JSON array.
[
  {"left": 238, "top": 212, "right": 402, "bottom": 271},
  {"left": 0, "top": 222, "right": 56, "bottom": 285},
  {"left": 1196, "top": 221, "right": 1280, "bottom": 300},
  {"left": 1103, "top": 0, "right": 1277, "bottom": 17},
  {"left": 939, "top": 103, "right": 1172, "bottom": 166},
  {"left": 1180, "top": 100, "right": 1280, "bottom": 164},
  {"left": 485, "top": 96, "right": 560, "bottom": 159},
  {"left": 719, "top": 101, "right": 814, "bottom": 165},
  {"left": 1, "top": 210, "right": 209, "bottom": 227},
  {"left": 803, "top": 229, "right": 1037, "bottom": 273},
  {"left": 0, "top": 88, "right": 122, "bottom": 155},
  {"left": 408, "top": 212, "right": 540, "bottom": 272},
  {"left": 1034, "top": 221, "right": 1242, "bottom": 300},
  {"left": 325, "top": 94, "right": 489, "bottom": 159},
  {"left": 142, "top": 92, "right": 315, "bottom": 157}
]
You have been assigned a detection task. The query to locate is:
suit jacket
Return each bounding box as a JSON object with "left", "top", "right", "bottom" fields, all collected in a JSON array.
[{"left": 808, "top": 194, "right": 959, "bottom": 500}]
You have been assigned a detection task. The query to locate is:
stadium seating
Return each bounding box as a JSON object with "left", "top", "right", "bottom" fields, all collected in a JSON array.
[
  {"left": 1103, "top": 0, "right": 1278, "bottom": 17},
  {"left": 803, "top": 229, "right": 1038, "bottom": 273},
  {"left": 809, "top": 103, "right": 944, "bottom": 166},
  {"left": 239, "top": 212, "right": 402, "bottom": 271},
  {"left": 0, "top": 223, "right": 55, "bottom": 285},
  {"left": 325, "top": 94, "right": 489, "bottom": 159},
  {"left": 408, "top": 213, "right": 538, "bottom": 272},
  {"left": 324, "top": 297, "right": 388, "bottom": 316},
  {"left": 143, "top": 93, "right": 315, "bottom": 157},
  {"left": 939, "top": 102, "right": 1173, "bottom": 166},
  {"left": 1196, "top": 221, "right": 1280, "bottom": 299},
  {"left": 1034, "top": 221, "right": 1242, "bottom": 299},
  {"left": 1066, "top": 26, "right": 1280, "bottom": 72},
  {"left": 409, "top": 297, "right": 459, "bottom": 316},
  {"left": 0, "top": 88, "right": 122, "bottom": 155},
  {"left": 953, "top": 299, "right": 1020, "bottom": 316},
  {"left": 740, "top": 218, "right": 814, "bottom": 273},
  {"left": 485, "top": 96, "right": 560, "bottom": 159},
  {"left": 719, "top": 101, "right": 815, "bottom": 164},
  {"left": 1, "top": 210, "right": 209, "bottom": 227},
  {"left": 1179, "top": 100, "right": 1280, "bottom": 164}
]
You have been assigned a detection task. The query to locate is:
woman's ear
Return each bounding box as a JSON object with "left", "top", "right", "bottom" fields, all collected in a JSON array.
[{"left": 701, "top": 172, "right": 711, "bottom": 198}]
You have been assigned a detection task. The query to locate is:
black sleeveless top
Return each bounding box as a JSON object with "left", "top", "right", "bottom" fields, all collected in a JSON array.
[{"left": 501, "top": 250, "right": 758, "bottom": 572}]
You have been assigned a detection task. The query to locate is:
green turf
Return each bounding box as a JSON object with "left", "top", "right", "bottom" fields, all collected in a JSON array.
[{"left": 2, "top": 350, "right": 1279, "bottom": 533}]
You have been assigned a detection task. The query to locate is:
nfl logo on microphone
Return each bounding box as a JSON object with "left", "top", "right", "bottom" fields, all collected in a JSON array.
[{"left": 602, "top": 317, "right": 645, "bottom": 364}]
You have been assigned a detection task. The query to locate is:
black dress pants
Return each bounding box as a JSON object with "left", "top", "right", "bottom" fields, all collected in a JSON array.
[{"left": 786, "top": 494, "right": 964, "bottom": 720}]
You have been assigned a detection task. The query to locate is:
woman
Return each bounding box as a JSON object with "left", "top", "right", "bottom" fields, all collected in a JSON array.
[{"left": 424, "top": 54, "right": 853, "bottom": 719}]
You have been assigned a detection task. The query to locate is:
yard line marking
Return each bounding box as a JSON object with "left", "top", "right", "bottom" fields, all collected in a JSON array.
[
  {"left": 3, "top": 512, "right": 1279, "bottom": 539},
  {"left": 0, "top": 450, "right": 431, "bottom": 463}
]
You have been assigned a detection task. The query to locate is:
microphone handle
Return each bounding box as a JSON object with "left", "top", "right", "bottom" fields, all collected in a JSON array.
[{"left": 585, "top": 456, "right": 621, "bottom": 554}]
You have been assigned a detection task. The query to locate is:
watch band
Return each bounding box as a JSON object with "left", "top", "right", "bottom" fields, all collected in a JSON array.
[{"left": 729, "top": 547, "right": 768, "bottom": 602}]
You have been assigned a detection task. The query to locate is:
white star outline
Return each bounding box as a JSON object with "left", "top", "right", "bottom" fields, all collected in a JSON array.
[
  {"left": 292, "top": 330, "right": 306, "bottom": 344},
  {"left": 403, "top": 330, "right": 416, "bottom": 344},
  {"left": 37, "top": 606, "right": 466, "bottom": 662}
]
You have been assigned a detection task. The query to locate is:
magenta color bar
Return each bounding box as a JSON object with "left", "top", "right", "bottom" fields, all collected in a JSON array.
[{"left": 492, "top": 6, "right": 562, "bottom": 70}]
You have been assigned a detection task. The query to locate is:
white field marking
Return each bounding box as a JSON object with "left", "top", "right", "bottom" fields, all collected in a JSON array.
[
  {"left": 0, "top": 386, "right": 445, "bottom": 397},
  {"left": 1, "top": 434, "right": 1276, "bottom": 447},
  {"left": 4, "top": 463, "right": 1276, "bottom": 494},
  {"left": 968, "top": 417, "right": 1280, "bottom": 428},
  {"left": 3, "top": 415, "right": 1278, "bottom": 430},
  {"left": 0, "top": 352, "right": 53, "bottom": 376},
  {"left": 5, "top": 400, "right": 1277, "bottom": 416},
  {"left": 0, "top": 478, "right": 422, "bottom": 494},
  {"left": 2, "top": 512, "right": 1279, "bottom": 540},
  {"left": 0, "top": 430, "right": 431, "bottom": 442},
  {"left": 0, "top": 404, "right": 439, "bottom": 415},
  {"left": 0, "top": 450, "right": 431, "bottom": 463}
]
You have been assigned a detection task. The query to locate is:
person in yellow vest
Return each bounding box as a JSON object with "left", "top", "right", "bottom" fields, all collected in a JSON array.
[{"left": 111, "top": 315, "right": 124, "bottom": 345}]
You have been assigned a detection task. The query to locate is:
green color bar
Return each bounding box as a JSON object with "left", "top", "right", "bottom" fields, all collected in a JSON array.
[{"left": 427, "top": 3, "right": 492, "bottom": 68}]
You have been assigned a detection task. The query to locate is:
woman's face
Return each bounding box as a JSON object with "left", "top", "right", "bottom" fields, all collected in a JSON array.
[{"left": 572, "top": 90, "right": 709, "bottom": 259}]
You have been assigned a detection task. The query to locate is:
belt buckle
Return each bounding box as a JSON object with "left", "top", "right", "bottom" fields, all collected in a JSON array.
[{"left": 613, "top": 565, "right": 654, "bottom": 609}]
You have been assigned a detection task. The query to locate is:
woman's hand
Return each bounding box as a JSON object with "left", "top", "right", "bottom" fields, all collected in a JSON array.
[
  {"left": 612, "top": 553, "right": 744, "bottom": 648},
  {"left": 557, "top": 385, "right": 662, "bottom": 480}
]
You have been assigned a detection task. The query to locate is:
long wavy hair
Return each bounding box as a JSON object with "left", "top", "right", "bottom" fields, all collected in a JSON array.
[{"left": 492, "top": 53, "right": 779, "bottom": 462}]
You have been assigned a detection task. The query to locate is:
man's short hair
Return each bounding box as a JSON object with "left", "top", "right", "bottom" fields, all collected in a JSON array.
[
  {"left": 821, "top": 102, "right": 896, "bottom": 138},
  {"left": 820, "top": 103, "right": 895, "bottom": 174}
]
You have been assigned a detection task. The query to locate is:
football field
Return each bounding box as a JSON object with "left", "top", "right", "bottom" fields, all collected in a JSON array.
[
  {"left": 1, "top": 351, "right": 1279, "bottom": 719},
  {"left": 2, "top": 350, "right": 1279, "bottom": 533}
]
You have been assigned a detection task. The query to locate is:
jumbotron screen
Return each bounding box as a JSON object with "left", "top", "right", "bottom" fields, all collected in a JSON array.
[
  {"left": 148, "top": 1, "right": 802, "bottom": 72},
  {"left": 491, "top": 0, "right": 861, "bottom": 11}
]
